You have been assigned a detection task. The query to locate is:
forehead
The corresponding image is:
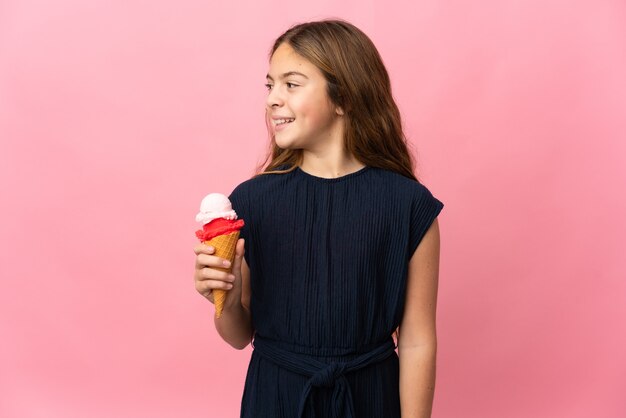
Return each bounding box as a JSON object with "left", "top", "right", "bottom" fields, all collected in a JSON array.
[{"left": 267, "top": 43, "right": 319, "bottom": 79}]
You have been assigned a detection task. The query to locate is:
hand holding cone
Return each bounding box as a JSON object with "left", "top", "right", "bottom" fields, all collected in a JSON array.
[
  {"left": 203, "top": 231, "right": 240, "bottom": 317},
  {"left": 195, "top": 193, "right": 245, "bottom": 318}
]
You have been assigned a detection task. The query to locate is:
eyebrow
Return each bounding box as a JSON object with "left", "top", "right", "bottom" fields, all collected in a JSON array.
[{"left": 266, "top": 71, "right": 309, "bottom": 81}]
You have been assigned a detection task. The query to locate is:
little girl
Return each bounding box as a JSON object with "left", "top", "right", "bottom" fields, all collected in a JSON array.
[{"left": 193, "top": 19, "right": 444, "bottom": 418}]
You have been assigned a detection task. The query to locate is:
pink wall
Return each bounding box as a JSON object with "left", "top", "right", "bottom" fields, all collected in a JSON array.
[{"left": 1, "top": 1, "right": 625, "bottom": 417}]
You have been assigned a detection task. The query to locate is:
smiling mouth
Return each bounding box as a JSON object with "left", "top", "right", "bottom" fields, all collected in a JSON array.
[{"left": 274, "top": 118, "right": 295, "bottom": 126}]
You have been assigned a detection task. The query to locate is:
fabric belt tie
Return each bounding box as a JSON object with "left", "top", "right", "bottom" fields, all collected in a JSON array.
[{"left": 252, "top": 335, "right": 396, "bottom": 418}]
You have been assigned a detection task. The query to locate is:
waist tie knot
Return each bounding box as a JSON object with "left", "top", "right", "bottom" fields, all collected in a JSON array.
[
  {"left": 311, "top": 362, "right": 347, "bottom": 387},
  {"left": 252, "top": 335, "right": 396, "bottom": 418}
]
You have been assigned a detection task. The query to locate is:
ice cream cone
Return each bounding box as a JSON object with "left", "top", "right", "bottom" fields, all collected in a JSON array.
[
  {"left": 204, "top": 230, "right": 240, "bottom": 318},
  {"left": 195, "top": 192, "right": 244, "bottom": 318}
]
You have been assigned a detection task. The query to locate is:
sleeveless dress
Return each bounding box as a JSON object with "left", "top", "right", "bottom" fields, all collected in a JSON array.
[{"left": 228, "top": 165, "right": 444, "bottom": 418}]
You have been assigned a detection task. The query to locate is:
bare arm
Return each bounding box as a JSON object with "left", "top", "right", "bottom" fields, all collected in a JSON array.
[
  {"left": 398, "top": 218, "right": 440, "bottom": 418},
  {"left": 194, "top": 239, "right": 254, "bottom": 350}
]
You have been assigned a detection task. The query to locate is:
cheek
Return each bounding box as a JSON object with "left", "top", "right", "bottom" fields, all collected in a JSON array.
[{"left": 295, "top": 99, "right": 333, "bottom": 127}]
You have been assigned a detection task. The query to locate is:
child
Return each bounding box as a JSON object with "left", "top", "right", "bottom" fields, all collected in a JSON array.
[{"left": 193, "top": 19, "right": 444, "bottom": 418}]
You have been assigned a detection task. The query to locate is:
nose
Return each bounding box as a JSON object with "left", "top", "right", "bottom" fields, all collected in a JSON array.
[{"left": 266, "top": 85, "right": 283, "bottom": 109}]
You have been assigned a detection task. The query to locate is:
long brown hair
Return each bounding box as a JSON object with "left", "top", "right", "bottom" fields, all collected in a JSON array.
[{"left": 255, "top": 19, "right": 420, "bottom": 182}]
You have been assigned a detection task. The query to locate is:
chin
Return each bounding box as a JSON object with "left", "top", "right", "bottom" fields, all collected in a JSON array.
[{"left": 274, "top": 135, "right": 298, "bottom": 150}]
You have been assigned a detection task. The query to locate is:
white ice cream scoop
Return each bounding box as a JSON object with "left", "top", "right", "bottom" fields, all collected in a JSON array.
[{"left": 195, "top": 193, "right": 238, "bottom": 225}]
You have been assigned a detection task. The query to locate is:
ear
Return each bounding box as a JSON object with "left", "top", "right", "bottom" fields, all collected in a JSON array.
[{"left": 335, "top": 106, "right": 344, "bottom": 116}]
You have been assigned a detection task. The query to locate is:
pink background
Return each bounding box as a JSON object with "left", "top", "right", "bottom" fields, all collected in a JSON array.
[{"left": 1, "top": 1, "right": 625, "bottom": 417}]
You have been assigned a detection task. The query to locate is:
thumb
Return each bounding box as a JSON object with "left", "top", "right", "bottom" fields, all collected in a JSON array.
[{"left": 231, "top": 238, "right": 245, "bottom": 274}]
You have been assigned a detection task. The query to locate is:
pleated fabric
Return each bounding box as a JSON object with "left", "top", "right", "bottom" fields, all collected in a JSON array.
[{"left": 228, "top": 165, "right": 444, "bottom": 418}]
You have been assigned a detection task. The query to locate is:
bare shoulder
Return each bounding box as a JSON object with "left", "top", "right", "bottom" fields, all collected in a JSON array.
[{"left": 411, "top": 217, "right": 440, "bottom": 265}]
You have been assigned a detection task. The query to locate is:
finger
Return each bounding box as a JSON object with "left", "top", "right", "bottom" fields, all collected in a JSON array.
[
  {"left": 193, "top": 243, "right": 215, "bottom": 255},
  {"left": 199, "top": 286, "right": 214, "bottom": 302},
  {"left": 196, "top": 278, "right": 234, "bottom": 295},
  {"left": 206, "top": 292, "right": 214, "bottom": 303},
  {"left": 196, "top": 253, "right": 234, "bottom": 270},
  {"left": 198, "top": 267, "right": 235, "bottom": 283},
  {"left": 231, "top": 239, "right": 245, "bottom": 270},
  {"left": 237, "top": 238, "right": 245, "bottom": 256}
]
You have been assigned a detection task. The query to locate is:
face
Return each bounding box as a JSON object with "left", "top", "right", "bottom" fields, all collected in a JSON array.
[{"left": 265, "top": 43, "right": 344, "bottom": 151}]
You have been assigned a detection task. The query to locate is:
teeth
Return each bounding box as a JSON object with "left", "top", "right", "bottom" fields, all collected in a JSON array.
[{"left": 275, "top": 118, "right": 295, "bottom": 125}]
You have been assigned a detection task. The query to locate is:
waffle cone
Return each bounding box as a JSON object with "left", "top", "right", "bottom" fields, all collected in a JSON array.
[{"left": 203, "top": 230, "right": 240, "bottom": 318}]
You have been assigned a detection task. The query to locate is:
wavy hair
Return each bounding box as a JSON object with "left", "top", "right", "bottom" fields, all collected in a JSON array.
[{"left": 255, "top": 19, "right": 419, "bottom": 182}]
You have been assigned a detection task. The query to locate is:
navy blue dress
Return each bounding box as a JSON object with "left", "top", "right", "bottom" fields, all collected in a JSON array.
[{"left": 228, "top": 165, "right": 444, "bottom": 418}]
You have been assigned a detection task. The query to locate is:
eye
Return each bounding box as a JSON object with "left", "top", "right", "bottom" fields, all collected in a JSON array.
[
  {"left": 286, "top": 82, "right": 298, "bottom": 88},
  {"left": 264, "top": 83, "right": 273, "bottom": 91}
]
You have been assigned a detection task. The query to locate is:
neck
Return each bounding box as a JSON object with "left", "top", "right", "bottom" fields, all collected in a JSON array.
[
  {"left": 297, "top": 113, "right": 365, "bottom": 178},
  {"left": 300, "top": 148, "right": 365, "bottom": 179}
]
